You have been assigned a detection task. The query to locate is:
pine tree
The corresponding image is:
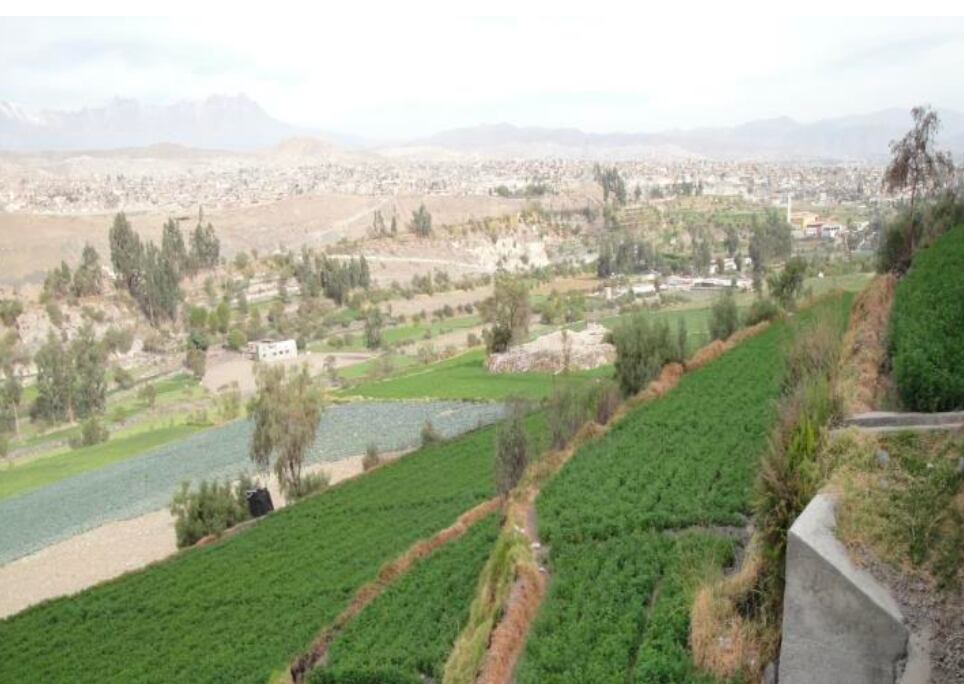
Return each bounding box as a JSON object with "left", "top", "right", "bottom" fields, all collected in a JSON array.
[
  {"left": 71, "top": 323, "right": 107, "bottom": 419},
  {"left": 32, "top": 333, "right": 74, "bottom": 422},
  {"left": 72, "top": 244, "right": 103, "bottom": 297},
  {"left": 109, "top": 213, "right": 144, "bottom": 292}
]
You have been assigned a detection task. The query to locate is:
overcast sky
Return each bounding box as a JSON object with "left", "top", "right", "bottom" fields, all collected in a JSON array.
[{"left": 1, "top": 15, "right": 963, "bottom": 140}]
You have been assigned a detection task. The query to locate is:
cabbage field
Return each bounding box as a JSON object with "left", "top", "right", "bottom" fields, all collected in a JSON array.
[
  {"left": 0, "top": 400, "right": 506, "bottom": 564},
  {"left": 309, "top": 513, "right": 500, "bottom": 684},
  {"left": 0, "top": 414, "right": 546, "bottom": 683},
  {"left": 516, "top": 294, "right": 852, "bottom": 683}
]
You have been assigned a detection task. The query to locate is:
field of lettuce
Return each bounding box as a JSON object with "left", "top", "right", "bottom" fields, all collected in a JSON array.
[
  {"left": 310, "top": 514, "right": 500, "bottom": 684},
  {"left": 0, "top": 414, "right": 546, "bottom": 683},
  {"left": 516, "top": 294, "right": 852, "bottom": 683},
  {"left": 0, "top": 400, "right": 506, "bottom": 564}
]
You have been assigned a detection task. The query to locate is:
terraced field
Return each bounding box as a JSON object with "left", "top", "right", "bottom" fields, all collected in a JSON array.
[
  {"left": 310, "top": 514, "right": 500, "bottom": 684},
  {"left": 516, "top": 294, "right": 852, "bottom": 683},
  {"left": 343, "top": 348, "right": 611, "bottom": 401},
  {"left": 0, "top": 414, "right": 547, "bottom": 683},
  {"left": 0, "top": 401, "right": 506, "bottom": 564}
]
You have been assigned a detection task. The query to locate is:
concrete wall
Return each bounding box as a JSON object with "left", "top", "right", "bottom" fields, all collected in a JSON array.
[{"left": 778, "top": 493, "right": 908, "bottom": 684}]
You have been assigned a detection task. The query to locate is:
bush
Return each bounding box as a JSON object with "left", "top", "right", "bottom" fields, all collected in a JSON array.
[
  {"left": 103, "top": 326, "right": 134, "bottom": 355},
  {"left": 226, "top": 328, "right": 247, "bottom": 352},
  {"left": 69, "top": 417, "right": 109, "bottom": 449},
  {"left": 612, "top": 315, "right": 681, "bottom": 397},
  {"left": 287, "top": 471, "right": 330, "bottom": 502},
  {"left": 362, "top": 443, "right": 381, "bottom": 472},
  {"left": 421, "top": 420, "right": 442, "bottom": 446},
  {"left": 185, "top": 348, "right": 206, "bottom": 380},
  {"left": 743, "top": 298, "right": 781, "bottom": 326},
  {"left": 112, "top": 365, "right": 134, "bottom": 390},
  {"left": 547, "top": 384, "right": 592, "bottom": 450},
  {"left": 169, "top": 475, "right": 254, "bottom": 548},
  {"left": 137, "top": 383, "right": 157, "bottom": 408},
  {"left": 889, "top": 223, "right": 964, "bottom": 410},
  {"left": 495, "top": 400, "right": 529, "bottom": 497},
  {"left": 708, "top": 292, "right": 740, "bottom": 341},
  {"left": 591, "top": 380, "right": 621, "bottom": 426}
]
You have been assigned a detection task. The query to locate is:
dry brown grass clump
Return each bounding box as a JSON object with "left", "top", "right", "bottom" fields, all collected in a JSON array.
[
  {"left": 690, "top": 539, "right": 779, "bottom": 682},
  {"left": 837, "top": 274, "right": 896, "bottom": 415},
  {"left": 476, "top": 563, "right": 547, "bottom": 684}
]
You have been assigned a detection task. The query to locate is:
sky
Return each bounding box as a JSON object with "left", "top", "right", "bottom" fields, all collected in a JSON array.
[{"left": 1, "top": 15, "right": 964, "bottom": 141}]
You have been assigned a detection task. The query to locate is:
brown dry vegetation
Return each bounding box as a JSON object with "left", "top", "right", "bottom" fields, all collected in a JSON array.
[
  {"left": 836, "top": 274, "right": 896, "bottom": 415},
  {"left": 690, "top": 539, "right": 778, "bottom": 682}
]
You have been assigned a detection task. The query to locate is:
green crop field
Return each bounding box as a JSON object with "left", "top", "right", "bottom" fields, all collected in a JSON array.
[
  {"left": 0, "top": 415, "right": 547, "bottom": 684},
  {"left": 342, "top": 348, "right": 612, "bottom": 401},
  {"left": 0, "top": 422, "right": 204, "bottom": 501},
  {"left": 516, "top": 294, "right": 853, "bottom": 683},
  {"left": 310, "top": 514, "right": 500, "bottom": 684},
  {"left": 889, "top": 224, "right": 964, "bottom": 411}
]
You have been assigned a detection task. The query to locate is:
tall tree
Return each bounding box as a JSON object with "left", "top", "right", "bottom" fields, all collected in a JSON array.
[
  {"left": 161, "top": 219, "right": 189, "bottom": 277},
  {"left": 882, "top": 105, "right": 956, "bottom": 267},
  {"left": 480, "top": 274, "right": 530, "bottom": 353},
  {"left": 70, "top": 323, "right": 107, "bottom": 419},
  {"left": 724, "top": 225, "right": 740, "bottom": 258},
  {"left": 409, "top": 204, "right": 432, "bottom": 237},
  {"left": 109, "top": 213, "right": 143, "bottom": 292},
  {"left": 248, "top": 364, "right": 322, "bottom": 496},
  {"left": 32, "top": 332, "right": 74, "bottom": 423},
  {"left": 72, "top": 244, "right": 103, "bottom": 297}
]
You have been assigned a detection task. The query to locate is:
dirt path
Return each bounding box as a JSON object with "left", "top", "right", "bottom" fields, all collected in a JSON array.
[{"left": 0, "top": 453, "right": 398, "bottom": 620}]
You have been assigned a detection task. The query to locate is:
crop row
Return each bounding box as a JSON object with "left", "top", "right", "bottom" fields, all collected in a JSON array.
[
  {"left": 310, "top": 513, "right": 500, "bottom": 684},
  {"left": 0, "top": 400, "right": 506, "bottom": 564},
  {"left": 516, "top": 298, "right": 851, "bottom": 682},
  {"left": 0, "top": 414, "right": 545, "bottom": 683},
  {"left": 889, "top": 222, "right": 964, "bottom": 411}
]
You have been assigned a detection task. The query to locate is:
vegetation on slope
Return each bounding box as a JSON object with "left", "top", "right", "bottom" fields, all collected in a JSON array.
[
  {"left": 515, "top": 295, "right": 852, "bottom": 683},
  {"left": 0, "top": 415, "right": 546, "bottom": 684},
  {"left": 888, "top": 223, "right": 964, "bottom": 411},
  {"left": 309, "top": 514, "right": 500, "bottom": 684},
  {"left": 342, "top": 348, "right": 609, "bottom": 401}
]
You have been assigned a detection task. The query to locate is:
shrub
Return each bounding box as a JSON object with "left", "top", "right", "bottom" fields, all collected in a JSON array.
[
  {"left": 495, "top": 399, "right": 529, "bottom": 497},
  {"left": 362, "top": 443, "right": 381, "bottom": 472},
  {"left": 612, "top": 315, "right": 681, "bottom": 397},
  {"left": 744, "top": 298, "right": 781, "bottom": 326},
  {"left": 137, "top": 383, "right": 157, "bottom": 408},
  {"left": 45, "top": 301, "right": 64, "bottom": 327},
  {"left": 226, "top": 328, "right": 247, "bottom": 351},
  {"left": 169, "top": 475, "right": 254, "bottom": 548},
  {"left": 0, "top": 299, "right": 24, "bottom": 327},
  {"left": 421, "top": 420, "right": 442, "bottom": 446},
  {"left": 185, "top": 348, "right": 206, "bottom": 380},
  {"left": 286, "top": 471, "right": 330, "bottom": 502},
  {"left": 69, "top": 417, "right": 109, "bottom": 449},
  {"left": 102, "top": 326, "right": 134, "bottom": 355},
  {"left": 591, "top": 380, "right": 621, "bottom": 426},
  {"left": 708, "top": 292, "right": 739, "bottom": 341},
  {"left": 217, "top": 385, "right": 242, "bottom": 421},
  {"left": 888, "top": 223, "right": 964, "bottom": 411},
  {"left": 547, "top": 384, "right": 592, "bottom": 450},
  {"left": 112, "top": 365, "right": 134, "bottom": 390}
]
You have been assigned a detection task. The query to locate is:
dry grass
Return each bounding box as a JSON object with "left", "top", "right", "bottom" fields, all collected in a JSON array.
[
  {"left": 288, "top": 497, "right": 500, "bottom": 683},
  {"left": 690, "top": 539, "right": 778, "bottom": 682},
  {"left": 836, "top": 274, "right": 896, "bottom": 415}
]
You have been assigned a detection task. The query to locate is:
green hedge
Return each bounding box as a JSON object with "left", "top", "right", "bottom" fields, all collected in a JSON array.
[{"left": 889, "top": 224, "right": 964, "bottom": 411}]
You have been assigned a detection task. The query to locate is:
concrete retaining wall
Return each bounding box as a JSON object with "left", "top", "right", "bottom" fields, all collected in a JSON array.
[{"left": 778, "top": 493, "right": 908, "bottom": 684}]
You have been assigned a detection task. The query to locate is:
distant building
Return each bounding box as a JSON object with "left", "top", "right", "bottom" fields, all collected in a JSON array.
[{"left": 253, "top": 339, "right": 297, "bottom": 362}]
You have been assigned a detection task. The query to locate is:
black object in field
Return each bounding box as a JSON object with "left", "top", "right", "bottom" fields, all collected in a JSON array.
[{"left": 246, "top": 488, "right": 274, "bottom": 518}]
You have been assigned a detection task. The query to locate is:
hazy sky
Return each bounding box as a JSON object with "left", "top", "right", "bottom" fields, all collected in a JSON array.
[{"left": 1, "top": 15, "right": 963, "bottom": 140}]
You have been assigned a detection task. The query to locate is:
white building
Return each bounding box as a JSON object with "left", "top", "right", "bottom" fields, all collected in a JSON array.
[{"left": 254, "top": 339, "right": 298, "bottom": 362}]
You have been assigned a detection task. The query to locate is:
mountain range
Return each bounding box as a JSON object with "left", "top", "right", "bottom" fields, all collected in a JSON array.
[{"left": 2, "top": 95, "right": 963, "bottom": 161}]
